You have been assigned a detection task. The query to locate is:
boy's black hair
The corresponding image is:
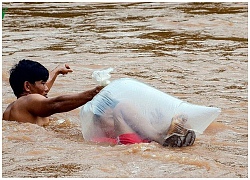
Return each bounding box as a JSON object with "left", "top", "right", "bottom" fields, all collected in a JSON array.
[{"left": 9, "top": 59, "right": 49, "bottom": 97}]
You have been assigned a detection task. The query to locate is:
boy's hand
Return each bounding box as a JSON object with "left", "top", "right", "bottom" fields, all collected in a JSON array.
[
  {"left": 58, "top": 64, "right": 73, "bottom": 75},
  {"left": 95, "top": 86, "right": 104, "bottom": 93}
]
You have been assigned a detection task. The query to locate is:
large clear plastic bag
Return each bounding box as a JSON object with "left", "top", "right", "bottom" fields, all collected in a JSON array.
[{"left": 80, "top": 78, "right": 221, "bottom": 142}]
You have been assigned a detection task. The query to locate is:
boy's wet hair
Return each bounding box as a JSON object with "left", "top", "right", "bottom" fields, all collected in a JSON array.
[{"left": 9, "top": 59, "right": 49, "bottom": 97}]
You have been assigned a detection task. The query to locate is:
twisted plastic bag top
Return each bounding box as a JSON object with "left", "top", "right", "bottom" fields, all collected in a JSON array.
[
  {"left": 80, "top": 77, "right": 221, "bottom": 142},
  {"left": 92, "top": 67, "right": 114, "bottom": 86}
]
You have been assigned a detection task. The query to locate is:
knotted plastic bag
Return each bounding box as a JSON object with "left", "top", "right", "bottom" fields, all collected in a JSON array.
[
  {"left": 80, "top": 77, "right": 221, "bottom": 142},
  {"left": 92, "top": 67, "right": 114, "bottom": 86}
]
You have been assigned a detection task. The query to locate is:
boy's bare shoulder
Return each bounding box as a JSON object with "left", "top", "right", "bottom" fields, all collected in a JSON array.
[{"left": 3, "top": 102, "right": 14, "bottom": 120}]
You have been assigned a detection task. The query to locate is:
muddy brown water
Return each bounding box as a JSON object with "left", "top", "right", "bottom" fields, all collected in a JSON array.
[{"left": 2, "top": 2, "right": 248, "bottom": 178}]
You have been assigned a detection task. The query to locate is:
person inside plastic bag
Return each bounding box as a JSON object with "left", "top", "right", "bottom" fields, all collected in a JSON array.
[{"left": 84, "top": 93, "right": 196, "bottom": 148}]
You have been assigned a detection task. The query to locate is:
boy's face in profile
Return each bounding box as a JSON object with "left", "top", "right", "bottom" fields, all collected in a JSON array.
[{"left": 28, "top": 80, "right": 49, "bottom": 98}]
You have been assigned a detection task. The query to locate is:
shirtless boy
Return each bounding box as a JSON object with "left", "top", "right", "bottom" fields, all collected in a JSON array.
[{"left": 3, "top": 59, "right": 103, "bottom": 126}]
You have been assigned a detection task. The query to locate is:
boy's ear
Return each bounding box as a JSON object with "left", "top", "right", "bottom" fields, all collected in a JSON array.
[{"left": 23, "top": 81, "right": 31, "bottom": 92}]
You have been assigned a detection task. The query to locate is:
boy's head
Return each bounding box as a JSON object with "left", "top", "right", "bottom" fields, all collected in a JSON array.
[{"left": 9, "top": 59, "right": 49, "bottom": 97}]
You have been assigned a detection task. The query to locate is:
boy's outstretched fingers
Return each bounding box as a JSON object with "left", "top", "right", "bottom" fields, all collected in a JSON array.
[{"left": 65, "top": 64, "right": 71, "bottom": 70}]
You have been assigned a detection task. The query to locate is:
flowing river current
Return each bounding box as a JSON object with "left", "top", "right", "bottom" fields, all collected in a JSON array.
[{"left": 2, "top": 2, "right": 248, "bottom": 178}]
